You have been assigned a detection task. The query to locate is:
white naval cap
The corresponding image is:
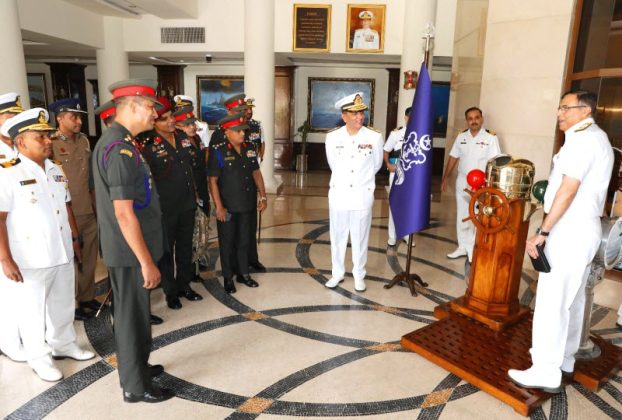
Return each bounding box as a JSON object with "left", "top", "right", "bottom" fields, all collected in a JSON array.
[
  {"left": 1, "top": 107, "right": 55, "bottom": 139},
  {"left": 0, "top": 92, "right": 24, "bottom": 114},
  {"left": 358, "top": 10, "right": 374, "bottom": 20},
  {"left": 173, "top": 94, "right": 196, "bottom": 110},
  {"left": 334, "top": 92, "right": 368, "bottom": 112}
]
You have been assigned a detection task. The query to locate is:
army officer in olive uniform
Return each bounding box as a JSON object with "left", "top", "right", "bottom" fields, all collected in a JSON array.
[
  {"left": 140, "top": 98, "right": 203, "bottom": 310},
  {"left": 49, "top": 98, "right": 99, "bottom": 321},
  {"left": 92, "top": 79, "right": 172, "bottom": 403},
  {"left": 207, "top": 113, "right": 267, "bottom": 294}
]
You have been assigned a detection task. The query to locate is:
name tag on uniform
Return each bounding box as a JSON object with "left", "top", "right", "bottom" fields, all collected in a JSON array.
[
  {"left": 181, "top": 139, "right": 192, "bottom": 148},
  {"left": 53, "top": 175, "right": 66, "bottom": 182},
  {"left": 336, "top": 145, "right": 344, "bottom": 149},
  {"left": 358, "top": 144, "right": 372, "bottom": 150},
  {"left": 460, "top": 141, "right": 467, "bottom": 145},
  {"left": 0, "top": 154, "right": 5, "bottom": 159},
  {"left": 20, "top": 179, "right": 37, "bottom": 185}
]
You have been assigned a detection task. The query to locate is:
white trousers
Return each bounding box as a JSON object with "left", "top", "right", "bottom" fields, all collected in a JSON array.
[
  {"left": 329, "top": 207, "right": 372, "bottom": 281},
  {"left": 530, "top": 220, "right": 599, "bottom": 376},
  {"left": 0, "top": 274, "right": 21, "bottom": 354},
  {"left": 455, "top": 176, "right": 475, "bottom": 259},
  {"left": 5, "top": 263, "right": 76, "bottom": 363}
]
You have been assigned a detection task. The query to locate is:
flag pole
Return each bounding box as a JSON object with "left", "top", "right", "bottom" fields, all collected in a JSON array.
[{"left": 384, "top": 25, "right": 434, "bottom": 297}]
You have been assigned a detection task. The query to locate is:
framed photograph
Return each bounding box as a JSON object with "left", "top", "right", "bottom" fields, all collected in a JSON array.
[
  {"left": 346, "top": 4, "right": 385, "bottom": 53},
  {"left": 196, "top": 76, "right": 245, "bottom": 128},
  {"left": 27, "top": 73, "right": 48, "bottom": 108},
  {"left": 293, "top": 4, "right": 331, "bottom": 52},
  {"left": 307, "top": 77, "right": 375, "bottom": 132},
  {"left": 432, "top": 82, "right": 450, "bottom": 137}
]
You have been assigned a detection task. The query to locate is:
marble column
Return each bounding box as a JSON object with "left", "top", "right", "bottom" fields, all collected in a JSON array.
[
  {"left": 244, "top": 0, "right": 280, "bottom": 194},
  {"left": 0, "top": 0, "right": 30, "bottom": 107},
  {"left": 396, "top": 0, "right": 438, "bottom": 122},
  {"left": 95, "top": 17, "right": 129, "bottom": 102}
]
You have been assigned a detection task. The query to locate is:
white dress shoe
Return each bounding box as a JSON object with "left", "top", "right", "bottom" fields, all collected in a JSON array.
[
  {"left": 1, "top": 345, "right": 27, "bottom": 362},
  {"left": 325, "top": 277, "right": 344, "bottom": 288},
  {"left": 387, "top": 240, "right": 396, "bottom": 247},
  {"left": 354, "top": 279, "right": 366, "bottom": 292},
  {"left": 447, "top": 247, "right": 467, "bottom": 259},
  {"left": 31, "top": 357, "right": 63, "bottom": 382},
  {"left": 508, "top": 367, "right": 562, "bottom": 393},
  {"left": 52, "top": 344, "right": 95, "bottom": 361}
]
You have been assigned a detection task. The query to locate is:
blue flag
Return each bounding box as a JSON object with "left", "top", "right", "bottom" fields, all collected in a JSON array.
[{"left": 389, "top": 62, "right": 433, "bottom": 238}]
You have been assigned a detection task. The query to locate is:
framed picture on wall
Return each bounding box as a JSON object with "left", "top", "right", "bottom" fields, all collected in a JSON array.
[
  {"left": 293, "top": 4, "right": 332, "bottom": 52},
  {"left": 27, "top": 73, "right": 48, "bottom": 108},
  {"left": 307, "top": 77, "right": 375, "bottom": 132},
  {"left": 196, "top": 76, "right": 244, "bottom": 128},
  {"left": 346, "top": 4, "right": 385, "bottom": 53},
  {"left": 431, "top": 82, "right": 450, "bottom": 137}
]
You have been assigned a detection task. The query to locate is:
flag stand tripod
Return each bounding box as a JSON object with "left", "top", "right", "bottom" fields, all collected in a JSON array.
[{"left": 384, "top": 233, "right": 428, "bottom": 296}]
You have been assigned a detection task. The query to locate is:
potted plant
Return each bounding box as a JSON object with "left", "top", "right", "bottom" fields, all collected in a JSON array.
[{"left": 295, "top": 119, "right": 311, "bottom": 173}]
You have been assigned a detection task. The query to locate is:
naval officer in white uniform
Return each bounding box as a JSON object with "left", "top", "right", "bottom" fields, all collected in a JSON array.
[
  {"left": 441, "top": 106, "right": 500, "bottom": 261},
  {"left": 0, "top": 92, "right": 25, "bottom": 363},
  {"left": 352, "top": 10, "right": 380, "bottom": 50},
  {"left": 173, "top": 94, "right": 211, "bottom": 148},
  {"left": 0, "top": 108, "right": 95, "bottom": 382},
  {"left": 384, "top": 106, "right": 411, "bottom": 247},
  {"left": 508, "top": 90, "right": 613, "bottom": 393},
  {"left": 324, "top": 93, "right": 383, "bottom": 292}
]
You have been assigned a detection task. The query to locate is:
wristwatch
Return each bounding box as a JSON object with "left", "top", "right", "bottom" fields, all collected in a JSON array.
[
  {"left": 535, "top": 227, "right": 549, "bottom": 237},
  {"left": 259, "top": 196, "right": 267, "bottom": 202}
]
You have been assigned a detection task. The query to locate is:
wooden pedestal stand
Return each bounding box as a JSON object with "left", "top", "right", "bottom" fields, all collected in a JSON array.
[{"left": 400, "top": 187, "right": 621, "bottom": 416}]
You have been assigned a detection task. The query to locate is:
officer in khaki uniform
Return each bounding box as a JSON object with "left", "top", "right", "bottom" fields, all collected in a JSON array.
[
  {"left": 92, "top": 79, "right": 173, "bottom": 403},
  {"left": 0, "top": 92, "right": 25, "bottom": 363},
  {"left": 49, "top": 98, "right": 98, "bottom": 321}
]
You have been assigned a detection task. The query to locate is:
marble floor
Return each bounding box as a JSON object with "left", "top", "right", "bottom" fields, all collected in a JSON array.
[{"left": 1, "top": 171, "right": 622, "bottom": 420}]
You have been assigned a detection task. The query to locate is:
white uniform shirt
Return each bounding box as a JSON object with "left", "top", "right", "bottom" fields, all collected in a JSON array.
[
  {"left": 196, "top": 120, "right": 211, "bottom": 148},
  {"left": 383, "top": 126, "right": 406, "bottom": 163},
  {"left": 0, "top": 156, "right": 73, "bottom": 269},
  {"left": 326, "top": 125, "right": 384, "bottom": 210},
  {"left": 449, "top": 128, "right": 500, "bottom": 175},
  {"left": 0, "top": 140, "right": 17, "bottom": 164},
  {"left": 352, "top": 28, "right": 380, "bottom": 49},
  {"left": 544, "top": 118, "right": 613, "bottom": 221}
]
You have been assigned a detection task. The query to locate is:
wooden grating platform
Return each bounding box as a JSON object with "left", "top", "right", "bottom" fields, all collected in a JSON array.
[{"left": 574, "top": 335, "right": 622, "bottom": 391}]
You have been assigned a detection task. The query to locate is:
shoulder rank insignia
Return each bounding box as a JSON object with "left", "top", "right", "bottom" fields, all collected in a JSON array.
[
  {"left": 485, "top": 128, "right": 497, "bottom": 136},
  {"left": 120, "top": 148, "right": 133, "bottom": 158},
  {"left": 461, "top": 128, "right": 469, "bottom": 133},
  {"left": 367, "top": 126, "right": 381, "bottom": 133},
  {"left": 327, "top": 126, "right": 340, "bottom": 133},
  {"left": 392, "top": 126, "right": 403, "bottom": 132},
  {"left": 0, "top": 158, "right": 20, "bottom": 168},
  {"left": 575, "top": 122, "right": 592, "bottom": 132},
  {"left": 51, "top": 159, "right": 63, "bottom": 167}
]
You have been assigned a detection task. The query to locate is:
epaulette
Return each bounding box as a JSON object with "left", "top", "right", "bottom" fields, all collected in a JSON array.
[
  {"left": 327, "top": 126, "right": 340, "bottom": 133},
  {"left": 575, "top": 122, "right": 592, "bottom": 132},
  {"left": 485, "top": 128, "right": 497, "bottom": 136},
  {"left": 210, "top": 141, "right": 226, "bottom": 149},
  {"left": 392, "top": 126, "right": 403, "bottom": 131},
  {"left": 49, "top": 132, "right": 60, "bottom": 140},
  {"left": 0, "top": 158, "right": 20, "bottom": 168},
  {"left": 367, "top": 126, "right": 381, "bottom": 133},
  {"left": 51, "top": 159, "right": 63, "bottom": 167},
  {"left": 462, "top": 128, "right": 469, "bottom": 133}
]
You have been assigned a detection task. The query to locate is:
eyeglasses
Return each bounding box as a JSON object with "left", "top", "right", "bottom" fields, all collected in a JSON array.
[{"left": 557, "top": 105, "right": 587, "bottom": 112}]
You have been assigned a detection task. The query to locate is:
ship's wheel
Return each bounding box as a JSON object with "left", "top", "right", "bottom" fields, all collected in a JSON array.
[{"left": 463, "top": 187, "right": 511, "bottom": 234}]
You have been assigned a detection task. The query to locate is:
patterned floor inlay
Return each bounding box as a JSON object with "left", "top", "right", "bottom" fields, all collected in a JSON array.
[{"left": 2, "top": 187, "right": 622, "bottom": 419}]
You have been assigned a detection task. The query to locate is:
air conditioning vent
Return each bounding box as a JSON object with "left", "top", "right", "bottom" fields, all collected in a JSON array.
[{"left": 161, "top": 27, "right": 205, "bottom": 44}]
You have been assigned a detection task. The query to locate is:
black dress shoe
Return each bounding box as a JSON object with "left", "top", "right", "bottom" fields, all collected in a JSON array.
[
  {"left": 149, "top": 364, "right": 164, "bottom": 377},
  {"left": 224, "top": 277, "right": 236, "bottom": 294},
  {"left": 150, "top": 314, "right": 163, "bottom": 325},
  {"left": 236, "top": 274, "right": 259, "bottom": 288},
  {"left": 249, "top": 261, "right": 267, "bottom": 272},
  {"left": 74, "top": 307, "right": 93, "bottom": 321},
  {"left": 80, "top": 299, "right": 101, "bottom": 311},
  {"left": 178, "top": 288, "right": 203, "bottom": 301},
  {"left": 123, "top": 385, "right": 174, "bottom": 403},
  {"left": 166, "top": 296, "right": 182, "bottom": 310}
]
